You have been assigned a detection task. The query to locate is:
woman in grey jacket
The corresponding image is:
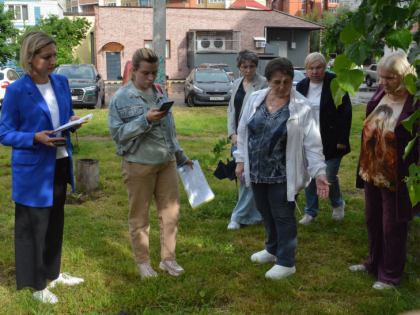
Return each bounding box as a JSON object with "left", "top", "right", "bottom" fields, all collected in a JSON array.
[
  {"left": 226, "top": 49, "right": 268, "bottom": 230},
  {"left": 108, "top": 48, "right": 193, "bottom": 279}
]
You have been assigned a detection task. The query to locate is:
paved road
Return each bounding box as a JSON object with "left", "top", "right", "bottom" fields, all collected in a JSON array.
[{"left": 98, "top": 82, "right": 378, "bottom": 110}]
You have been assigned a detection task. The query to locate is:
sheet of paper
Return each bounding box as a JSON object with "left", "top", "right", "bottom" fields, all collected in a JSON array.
[
  {"left": 177, "top": 159, "right": 215, "bottom": 209},
  {"left": 54, "top": 113, "right": 93, "bottom": 134}
]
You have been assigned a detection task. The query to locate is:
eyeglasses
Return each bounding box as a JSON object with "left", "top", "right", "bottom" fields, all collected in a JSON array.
[{"left": 240, "top": 65, "right": 256, "bottom": 71}]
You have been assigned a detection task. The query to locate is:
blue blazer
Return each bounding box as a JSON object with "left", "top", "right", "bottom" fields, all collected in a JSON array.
[{"left": 0, "top": 73, "right": 75, "bottom": 207}]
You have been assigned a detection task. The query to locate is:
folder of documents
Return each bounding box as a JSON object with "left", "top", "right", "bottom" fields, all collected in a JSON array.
[
  {"left": 53, "top": 113, "right": 93, "bottom": 134},
  {"left": 177, "top": 159, "right": 215, "bottom": 209}
]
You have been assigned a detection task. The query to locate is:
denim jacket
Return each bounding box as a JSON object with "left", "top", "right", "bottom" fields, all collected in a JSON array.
[{"left": 108, "top": 81, "right": 188, "bottom": 166}]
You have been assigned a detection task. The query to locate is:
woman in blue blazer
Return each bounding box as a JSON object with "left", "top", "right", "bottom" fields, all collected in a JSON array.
[{"left": 0, "top": 32, "right": 84, "bottom": 303}]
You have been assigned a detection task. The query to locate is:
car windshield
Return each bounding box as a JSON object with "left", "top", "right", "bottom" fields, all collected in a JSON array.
[
  {"left": 196, "top": 71, "right": 230, "bottom": 83},
  {"left": 294, "top": 70, "right": 306, "bottom": 81},
  {"left": 0, "top": 73, "right": 3, "bottom": 80},
  {"left": 57, "top": 66, "right": 95, "bottom": 80}
]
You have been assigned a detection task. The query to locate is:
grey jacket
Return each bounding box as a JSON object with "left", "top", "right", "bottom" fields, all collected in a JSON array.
[
  {"left": 227, "top": 73, "right": 268, "bottom": 138},
  {"left": 108, "top": 80, "right": 188, "bottom": 166}
]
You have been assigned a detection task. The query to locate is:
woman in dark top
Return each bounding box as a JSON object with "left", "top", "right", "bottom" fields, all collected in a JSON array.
[{"left": 226, "top": 49, "right": 268, "bottom": 230}]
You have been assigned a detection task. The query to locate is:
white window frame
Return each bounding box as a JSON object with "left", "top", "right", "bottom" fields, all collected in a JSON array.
[
  {"left": 106, "top": 2, "right": 116, "bottom": 6},
  {"left": 329, "top": 0, "right": 338, "bottom": 3},
  {"left": 197, "top": 0, "right": 203, "bottom": 4},
  {"left": 83, "top": 5, "right": 89, "bottom": 12},
  {"left": 301, "top": 8, "right": 305, "bottom": 14},
  {"left": 321, "top": 0, "right": 324, "bottom": 4},
  {"left": 71, "top": 5, "right": 78, "bottom": 11},
  {"left": 321, "top": 8, "right": 324, "bottom": 13},
  {"left": 8, "top": 5, "right": 28, "bottom": 21},
  {"left": 301, "top": 0, "right": 305, "bottom": 4},
  {"left": 329, "top": 7, "right": 337, "bottom": 12},
  {"left": 209, "top": 0, "right": 224, "bottom": 3},
  {"left": 138, "top": 0, "right": 152, "bottom": 6},
  {"left": 67, "top": 8, "right": 72, "bottom": 12},
  {"left": 124, "top": 3, "right": 131, "bottom": 6},
  {"left": 144, "top": 40, "right": 171, "bottom": 59}
]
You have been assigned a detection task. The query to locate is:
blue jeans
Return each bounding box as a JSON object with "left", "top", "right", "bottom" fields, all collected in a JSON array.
[
  {"left": 252, "top": 182, "right": 297, "bottom": 267},
  {"left": 304, "top": 157, "right": 344, "bottom": 217},
  {"left": 231, "top": 145, "right": 261, "bottom": 225}
]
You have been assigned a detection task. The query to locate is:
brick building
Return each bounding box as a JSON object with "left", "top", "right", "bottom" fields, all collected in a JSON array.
[
  {"left": 94, "top": 7, "right": 324, "bottom": 80},
  {"left": 271, "top": 0, "right": 339, "bottom": 17}
]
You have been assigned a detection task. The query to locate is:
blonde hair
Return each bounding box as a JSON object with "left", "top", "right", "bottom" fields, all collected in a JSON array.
[
  {"left": 304, "top": 52, "right": 327, "bottom": 71},
  {"left": 377, "top": 52, "right": 417, "bottom": 92},
  {"left": 126, "top": 48, "right": 159, "bottom": 85},
  {"left": 20, "top": 31, "right": 56, "bottom": 74}
]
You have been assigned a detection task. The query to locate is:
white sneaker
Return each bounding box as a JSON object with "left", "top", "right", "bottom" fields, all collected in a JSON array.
[
  {"left": 251, "top": 249, "right": 277, "bottom": 263},
  {"left": 299, "top": 214, "right": 317, "bottom": 225},
  {"left": 332, "top": 201, "right": 345, "bottom": 221},
  {"left": 349, "top": 264, "right": 366, "bottom": 272},
  {"left": 265, "top": 265, "right": 296, "bottom": 280},
  {"left": 372, "top": 281, "right": 394, "bottom": 290},
  {"left": 227, "top": 221, "right": 241, "bottom": 230},
  {"left": 33, "top": 288, "right": 59, "bottom": 304},
  {"left": 49, "top": 273, "right": 84, "bottom": 288}
]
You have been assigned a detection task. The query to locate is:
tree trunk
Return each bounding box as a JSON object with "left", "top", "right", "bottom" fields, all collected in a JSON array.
[{"left": 75, "top": 159, "right": 99, "bottom": 192}]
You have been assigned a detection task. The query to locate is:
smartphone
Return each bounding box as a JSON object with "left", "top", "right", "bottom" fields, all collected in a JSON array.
[
  {"left": 159, "top": 101, "right": 174, "bottom": 112},
  {"left": 53, "top": 140, "right": 67, "bottom": 147}
]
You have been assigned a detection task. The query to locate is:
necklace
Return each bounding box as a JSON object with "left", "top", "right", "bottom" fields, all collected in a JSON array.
[{"left": 267, "top": 90, "right": 288, "bottom": 111}]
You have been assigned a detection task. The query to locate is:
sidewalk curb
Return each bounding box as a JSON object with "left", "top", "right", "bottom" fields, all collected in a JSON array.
[{"left": 105, "top": 81, "right": 122, "bottom": 85}]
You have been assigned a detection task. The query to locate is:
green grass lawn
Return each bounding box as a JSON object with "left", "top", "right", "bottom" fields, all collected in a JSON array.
[{"left": 1, "top": 106, "right": 420, "bottom": 315}]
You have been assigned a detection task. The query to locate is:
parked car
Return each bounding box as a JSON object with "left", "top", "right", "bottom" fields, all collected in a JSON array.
[
  {"left": 328, "top": 58, "right": 335, "bottom": 69},
  {"left": 365, "top": 64, "right": 379, "bottom": 87},
  {"left": 293, "top": 67, "right": 307, "bottom": 77},
  {"left": 54, "top": 64, "right": 105, "bottom": 108},
  {"left": 184, "top": 68, "right": 233, "bottom": 107},
  {"left": 199, "top": 63, "right": 235, "bottom": 81},
  {"left": 118, "top": 60, "right": 168, "bottom": 96},
  {"left": 0, "top": 66, "right": 20, "bottom": 108},
  {"left": 293, "top": 70, "right": 306, "bottom": 89}
]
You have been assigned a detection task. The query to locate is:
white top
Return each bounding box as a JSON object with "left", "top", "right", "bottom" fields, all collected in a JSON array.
[
  {"left": 306, "top": 81, "right": 323, "bottom": 122},
  {"left": 36, "top": 82, "right": 68, "bottom": 159}
]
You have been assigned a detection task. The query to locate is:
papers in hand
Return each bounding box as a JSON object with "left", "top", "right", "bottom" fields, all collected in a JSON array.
[
  {"left": 54, "top": 113, "right": 93, "bottom": 134},
  {"left": 177, "top": 159, "right": 215, "bottom": 209}
]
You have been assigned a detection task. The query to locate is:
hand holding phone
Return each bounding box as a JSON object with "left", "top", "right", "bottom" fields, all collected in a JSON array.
[{"left": 159, "top": 101, "right": 174, "bottom": 112}]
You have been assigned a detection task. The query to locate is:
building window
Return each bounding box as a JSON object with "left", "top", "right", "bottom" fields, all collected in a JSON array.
[
  {"left": 144, "top": 40, "right": 171, "bottom": 59},
  {"left": 321, "top": 8, "right": 324, "bottom": 13},
  {"left": 301, "top": 0, "right": 305, "bottom": 3},
  {"left": 106, "top": 2, "right": 116, "bottom": 6},
  {"left": 138, "top": 0, "right": 152, "bottom": 6},
  {"left": 8, "top": 5, "right": 28, "bottom": 21},
  {"left": 209, "top": 0, "right": 224, "bottom": 2},
  {"left": 67, "top": 8, "right": 72, "bottom": 12},
  {"left": 329, "top": 0, "right": 338, "bottom": 3},
  {"left": 71, "top": 5, "right": 78, "bottom": 11},
  {"left": 329, "top": 7, "right": 337, "bottom": 12},
  {"left": 124, "top": 3, "right": 131, "bottom": 6},
  {"left": 67, "top": 0, "right": 71, "bottom": 2},
  {"left": 301, "top": 8, "right": 305, "bottom": 13},
  {"left": 197, "top": 0, "right": 204, "bottom": 4},
  {"left": 83, "top": 6, "right": 89, "bottom": 12}
]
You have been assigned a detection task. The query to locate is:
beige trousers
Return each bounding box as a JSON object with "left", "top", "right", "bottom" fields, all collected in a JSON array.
[{"left": 121, "top": 157, "right": 180, "bottom": 264}]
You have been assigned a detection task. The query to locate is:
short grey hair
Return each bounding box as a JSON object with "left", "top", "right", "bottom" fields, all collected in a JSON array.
[
  {"left": 304, "top": 52, "right": 327, "bottom": 71},
  {"left": 236, "top": 49, "right": 259, "bottom": 68},
  {"left": 377, "top": 52, "right": 417, "bottom": 92}
]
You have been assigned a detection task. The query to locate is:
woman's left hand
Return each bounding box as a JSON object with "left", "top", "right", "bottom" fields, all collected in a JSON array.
[
  {"left": 315, "top": 174, "right": 331, "bottom": 200},
  {"left": 185, "top": 159, "right": 194, "bottom": 170},
  {"left": 69, "top": 116, "right": 82, "bottom": 130}
]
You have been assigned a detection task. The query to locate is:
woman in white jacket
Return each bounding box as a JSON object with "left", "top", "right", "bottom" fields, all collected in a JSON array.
[{"left": 234, "top": 58, "right": 330, "bottom": 280}]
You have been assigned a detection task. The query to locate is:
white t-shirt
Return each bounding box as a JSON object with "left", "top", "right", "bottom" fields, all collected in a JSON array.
[
  {"left": 306, "top": 81, "right": 323, "bottom": 123},
  {"left": 36, "top": 82, "right": 69, "bottom": 159}
]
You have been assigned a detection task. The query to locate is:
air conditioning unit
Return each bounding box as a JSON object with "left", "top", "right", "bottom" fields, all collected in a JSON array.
[
  {"left": 197, "top": 36, "right": 226, "bottom": 51},
  {"left": 256, "top": 41, "right": 266, "bottom": 48}
]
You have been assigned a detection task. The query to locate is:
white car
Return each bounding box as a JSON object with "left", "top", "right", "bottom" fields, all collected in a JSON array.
[
  {"left": 365, "top": 64, "right": 379, "bottom": 87},
  {"left": 0, "top": 67, "right": 20, "bottom": 107}
]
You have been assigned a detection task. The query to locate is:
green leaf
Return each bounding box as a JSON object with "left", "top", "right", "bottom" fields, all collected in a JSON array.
[
  {"left": 408, "top": 45, "right": 420, "bottom": 65},
  {"left": 346, "top": 40, "right": 370, "bottom": 66},
  {"left": 340, "top": 24, "right": 362, "bottom": 44},
  {"left": 401, "top": 107, "right": 420, "bottom": 133},
  {"left": 406, "top": 163, "right": 420, "bottom": 208},
  {"left": 404, "top": 74, "right": 418, "bottom": 96},
  {"left": 382, "top": 5, "right": 411, "bottom": 26},
  {"left": 403, "top": 134, "right": 419, "bottom": 162},
  {"left": 330, "top": 78, "right": 347, "bottom": 107},
  {"left": 337, "top": 69, "right": 365, "bottom": 97},
  {"left": 351, "top": 11, "right": 367, "bottom": 35},
  {"left": 364, "top": 12, "right": 374, "bottom": 31},
  {"left": 385, "top": 29, "right": 413, "bottom": 50},
  {"left": 333, "top": 55, "right": 353, "bottom": 73}
]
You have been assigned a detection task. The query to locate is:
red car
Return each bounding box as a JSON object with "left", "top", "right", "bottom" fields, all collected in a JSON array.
[{"left": 118, "top": 60, "right": 168, "bottom": 96}]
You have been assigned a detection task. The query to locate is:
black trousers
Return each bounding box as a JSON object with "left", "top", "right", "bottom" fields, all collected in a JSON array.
[{"left": 15, "top": 157, "right": 69, "bottom": 291}]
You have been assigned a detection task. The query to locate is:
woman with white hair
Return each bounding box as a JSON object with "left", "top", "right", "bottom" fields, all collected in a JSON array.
[
  {"left": 351, "top": 52, "right": 420, "bottom": 289},
  {"left": 296, "top": 53, "right": 352, "bottom": 225}
]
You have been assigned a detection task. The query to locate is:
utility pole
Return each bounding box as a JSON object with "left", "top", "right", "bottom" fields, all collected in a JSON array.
[{"left": 153, "top": 0, "right": 166, "bottom": 92}]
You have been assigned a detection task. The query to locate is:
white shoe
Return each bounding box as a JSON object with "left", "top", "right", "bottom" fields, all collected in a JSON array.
[
  {"left": 299, "top": 214, "right": 317, "bottom": 225},
  {"left": 265, "top": 265, "right": 296, "bottom": 280},
  {"left": 33, "top": 288, "right": 59, "bottom": 304},
  {"left": 49, "top": 273, "right": 84, "bottom": 288},
  {"left": 372, "top": 281, "right": 394, "bottom": 290},
  {"left": 332, "top": 201, "right": 345, "bottom": 221},
  {"left": 251, "top": 249, "right": 277, "bottom": 263},
  {"left": 227, "top": 221, "right": 241, "bottom": 230},
  {"left": 349, "top": 264, "right": 366, "bottom": 272}
]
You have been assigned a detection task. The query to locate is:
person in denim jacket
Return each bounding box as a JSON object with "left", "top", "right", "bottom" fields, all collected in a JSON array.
[{"left": 108, "top": 48, "right": 193, "bottom": 279}]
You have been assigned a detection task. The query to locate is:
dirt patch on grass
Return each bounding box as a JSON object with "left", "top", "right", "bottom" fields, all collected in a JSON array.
[
  {"left": 0, "top": 263, "right": 15, "bottom": 288},
  {"left": 80, "top": 136, "right": 112, "bottom": 141},
  {"left": 66, "top": 190, "right": 111, "bottom": 205}
]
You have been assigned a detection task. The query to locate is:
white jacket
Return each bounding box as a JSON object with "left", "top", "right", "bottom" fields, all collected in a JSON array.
[{"left": 233, "top": 87, "right": 327, "bottom": 202}]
